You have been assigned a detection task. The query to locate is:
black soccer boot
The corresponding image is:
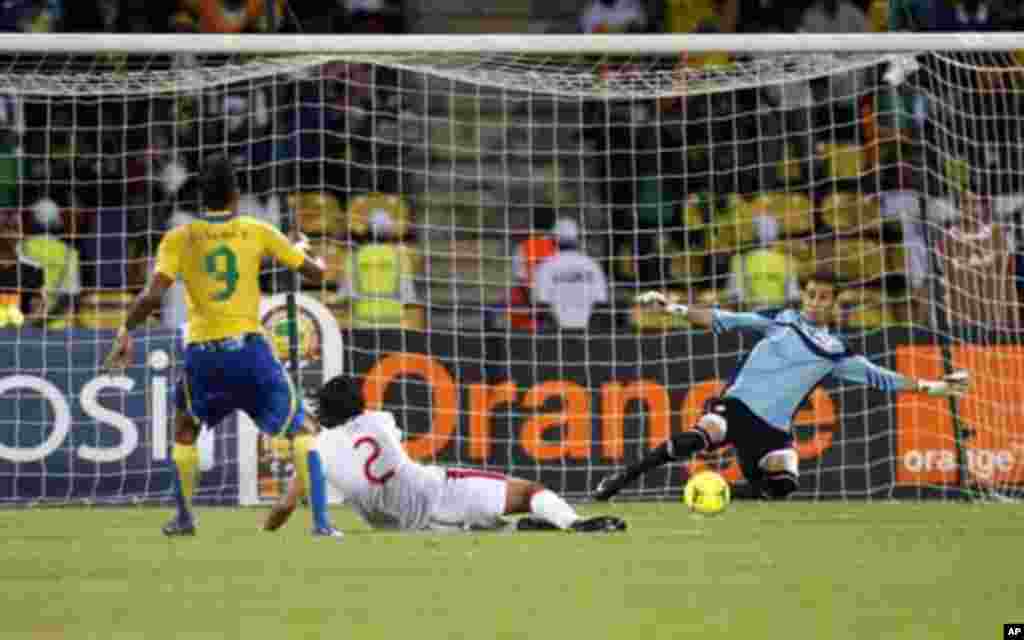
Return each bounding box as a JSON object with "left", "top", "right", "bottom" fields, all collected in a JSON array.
[
  {"left": 161, "top": 516, "right": 196, "bottom": 537},
  {"left": 570, "top": 516, "right": 627, "bottom": 533},
  {"left": 515, "top": 516, "right": 561, "bottom": 532},
  {"left": 591, "top": 471, "right": 630, "bottom": 501}
]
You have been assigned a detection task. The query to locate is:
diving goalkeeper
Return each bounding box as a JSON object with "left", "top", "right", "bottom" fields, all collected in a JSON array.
[{"left": 593, "top": 275, "right": 969, "bottom": 501}]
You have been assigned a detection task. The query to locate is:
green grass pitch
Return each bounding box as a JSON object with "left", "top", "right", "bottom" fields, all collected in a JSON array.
[{"left": 2, "top": 502, "right": 1019, "bottom": 640}]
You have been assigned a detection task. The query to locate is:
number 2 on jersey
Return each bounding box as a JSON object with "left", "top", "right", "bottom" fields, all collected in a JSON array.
[
  {"left": 204, "top": 246, "right": 239, "bottom": 301},
  {"left": 354, "top": 436, "right": 395, "bottom": 485}
]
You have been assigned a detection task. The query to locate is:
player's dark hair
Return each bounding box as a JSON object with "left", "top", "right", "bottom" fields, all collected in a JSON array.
[
  {"left": 315, "top": 375, "right": 366, "bottom": 429},
  {"left": 801, "top": 272, "right": 839, "bottom": 295},
  {"left": 200, "top": 153, "right": 238, "bottom": 212},
  {"left": 532, "top": 206, "right": 556, "bottom": 232}
]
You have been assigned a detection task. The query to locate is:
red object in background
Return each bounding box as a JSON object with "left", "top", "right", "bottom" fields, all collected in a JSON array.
[{"left": 507, "top": 235, "right": 558, "bottom": 331}]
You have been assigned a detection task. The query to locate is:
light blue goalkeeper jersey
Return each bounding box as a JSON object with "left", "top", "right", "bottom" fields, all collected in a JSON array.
[{"left": 712, "top": 308, "right": 912, "bottom": 431}]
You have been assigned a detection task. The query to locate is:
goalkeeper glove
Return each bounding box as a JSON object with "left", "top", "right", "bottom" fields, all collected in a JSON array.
[
  {"left": 917, "top": 370, "right": 970, "bottom": 397},
  {"left": 635, "top": 291, "right": 689, "bottom": 316}
]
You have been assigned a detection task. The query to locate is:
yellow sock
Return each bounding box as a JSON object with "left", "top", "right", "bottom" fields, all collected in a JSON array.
[
  {"left": 172, "top": 443, "right": 199, "bottom": 511},
  {"left": 292, "top": 434, "right": 330, "bottom": 529}
]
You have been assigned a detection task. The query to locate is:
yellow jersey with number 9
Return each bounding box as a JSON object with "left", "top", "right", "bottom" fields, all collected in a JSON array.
[{"left": 155, "top": 214, "right": 306, "bottom": 343}]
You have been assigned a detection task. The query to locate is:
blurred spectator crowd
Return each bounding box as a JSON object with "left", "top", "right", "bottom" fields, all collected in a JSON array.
[
  {"left": 0, "top": 0, "right": 1023, "bottom": 334},
  {"left": 0, "top": 0, "right": 405, "bottom": 35}
]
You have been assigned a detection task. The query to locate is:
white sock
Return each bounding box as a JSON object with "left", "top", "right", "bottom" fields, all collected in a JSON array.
[{"left": 529, "top": 490, "right": 580, "bottom": 530}]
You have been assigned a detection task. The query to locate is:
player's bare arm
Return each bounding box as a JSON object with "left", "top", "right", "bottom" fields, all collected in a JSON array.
[
  {"left": 291, "top": 232, "right": 326, "bottom": 286},
  {"left": 264, "top": 476, "right": 301, "bottom": 531},
  {"left": 102, "top": 272, "right": 175, "bottom": 372},
  {"left": 298, "top": 255, "right": 326, "bottom": 286}
]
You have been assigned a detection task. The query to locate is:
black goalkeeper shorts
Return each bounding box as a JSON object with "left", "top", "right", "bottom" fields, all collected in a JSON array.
[{"left": 702, "top": 396, "right": 795, "bottom": 486}]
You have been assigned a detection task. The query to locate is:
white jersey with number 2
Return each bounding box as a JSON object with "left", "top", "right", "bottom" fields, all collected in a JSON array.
[{"left": 317, "top": 411, "right": 445, "bottom": 531}]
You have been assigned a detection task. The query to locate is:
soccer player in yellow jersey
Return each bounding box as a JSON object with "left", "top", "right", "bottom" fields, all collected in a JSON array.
[{"left": 103, "top": 154, "right": 342, "bottom": 538}]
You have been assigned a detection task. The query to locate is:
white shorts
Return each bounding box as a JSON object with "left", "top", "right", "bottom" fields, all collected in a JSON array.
[{"left": 429, "top": 468, "right": 508, "bottom": 531}]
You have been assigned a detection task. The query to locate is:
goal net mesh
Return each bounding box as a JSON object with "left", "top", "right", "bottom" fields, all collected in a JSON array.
[{"left": 1, "top": 44, "right": 1021, "bottom": 505}]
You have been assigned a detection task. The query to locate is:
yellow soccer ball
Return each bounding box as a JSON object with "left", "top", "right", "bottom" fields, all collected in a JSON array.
[{"left": 683, "top": 471, "right": 731, "bottom": 515}]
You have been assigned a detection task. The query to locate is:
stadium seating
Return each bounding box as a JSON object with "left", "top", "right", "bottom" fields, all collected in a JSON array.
[
  {"left": 868, "top": 0, "right": 889, "bottom": 31},
  {"left": 781, "top": 238, "right": 817, "bottom": 281},
  {"left": 78, "top": 209, "right": 145, "bottom": 289},
  {"left": 616, "top": 235, "right": 704, "bottom": 284},
  {"left": 818, "top": 143, "right": 865, "bottom": 180},
  {"left": 288, "top": 191, "right": 345, "bottom": 237},
  {"left": 696, "top": 193, "right": 756, "bottom": 253},
  {"left": 776, "top": 142, "right": 803, "bottom": 183},
  {"left": 666, "top": 239, "right": 705, "bottom": 282},
  {"left": 748, "top": 192, "right": 814, "bottom": 236},
  {"left": 345, "top": 193, "right": 412, "bottom": 238},
  {"left": 815, "top": 236, "right": 905, "bottom": 283},
  {"left": 664, "top": 0, "right": 716, "bottom": 34},
  {"left": 76, "top": 289, "right": 139, "bottom": 329},
  {"left": 837, "top": 287, "right": 911, "bottom": 330},
  {"left": 820, "top": 192, "right": 883, "bottom": 232}
]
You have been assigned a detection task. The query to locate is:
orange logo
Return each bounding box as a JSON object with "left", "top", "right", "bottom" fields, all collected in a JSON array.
[{"left": 896, "top": 345, "right": 1024, "bottom": 487}]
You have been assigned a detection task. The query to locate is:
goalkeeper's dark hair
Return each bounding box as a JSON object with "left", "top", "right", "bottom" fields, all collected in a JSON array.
[
  {"left": 315, "top": 375, "right": 365, "bottom": 429},
  {"left": 200, "top": 153, "right": 238, "bottom": 212},
  {"left": 800, "top": 271, "right": 839, "bottom": 294}
]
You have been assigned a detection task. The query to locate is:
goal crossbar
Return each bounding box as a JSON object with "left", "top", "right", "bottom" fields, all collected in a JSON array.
[{"left": 0, "top": 32, "right": 1023, "bottom": 55}]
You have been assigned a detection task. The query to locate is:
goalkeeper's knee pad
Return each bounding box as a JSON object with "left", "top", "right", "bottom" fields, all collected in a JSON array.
[{"left": 756, "top": 448, "right": 799, "bottom": 499}]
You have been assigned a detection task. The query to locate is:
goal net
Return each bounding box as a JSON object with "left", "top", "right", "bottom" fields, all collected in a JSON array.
[{"left": 1, "top": 34, "right": 1021, "bottom": 506}]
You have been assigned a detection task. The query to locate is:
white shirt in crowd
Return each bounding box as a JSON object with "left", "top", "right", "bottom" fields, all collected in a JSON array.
[
  {"left": 799, "top": 0, "right": 868, "bottom": 34},
  {"left": 533, "top": 249, "right": 609, "bottom": 329},
  {"left": 881, "top": 190, "right": 929, "bottom": 290},
  {"left": 579, "top": 0, "right": 647, "bottom": 33}
]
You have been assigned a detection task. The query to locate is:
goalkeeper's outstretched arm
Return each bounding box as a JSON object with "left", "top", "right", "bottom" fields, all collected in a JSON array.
[
  {"left": 636, "top": 291, "right": 713, "bottom": 327},
  {"left": 635, "top": 291, "right": 773, "bottom": 333},
  {"left": 833, "top": 354, "right": 970, "bottom": 397}
]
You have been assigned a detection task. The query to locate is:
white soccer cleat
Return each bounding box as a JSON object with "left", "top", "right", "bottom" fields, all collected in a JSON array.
[{"left": 312, "top": 525, "right": 345, "bottom": 539}]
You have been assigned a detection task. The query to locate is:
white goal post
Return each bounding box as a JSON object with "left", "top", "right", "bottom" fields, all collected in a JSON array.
[{"left": 0, "top": 32, "right": 1022, "bottom": 506}]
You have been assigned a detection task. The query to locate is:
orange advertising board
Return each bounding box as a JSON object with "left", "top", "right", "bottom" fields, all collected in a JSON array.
[
  {"left": 360, "top": 353, "right": 840, "bottom": 477},
  {"left": 895, "top": 345, "right": 1024, "bottom": 486}
]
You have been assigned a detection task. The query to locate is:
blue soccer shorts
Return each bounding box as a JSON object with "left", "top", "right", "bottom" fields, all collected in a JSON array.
[{"left": 175, "top": 333, "right": 303, "bottom": 436}]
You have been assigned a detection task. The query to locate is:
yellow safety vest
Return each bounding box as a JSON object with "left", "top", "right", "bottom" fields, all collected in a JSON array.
[
  {"left": 731, "top": 249, "right": 789, "bottom": 309},
  {"left": 353, "top": 244, "right": 403, "bottom": 326},
  {"left": 20, "top": 235, "right": 78, "bottom": 329}
]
